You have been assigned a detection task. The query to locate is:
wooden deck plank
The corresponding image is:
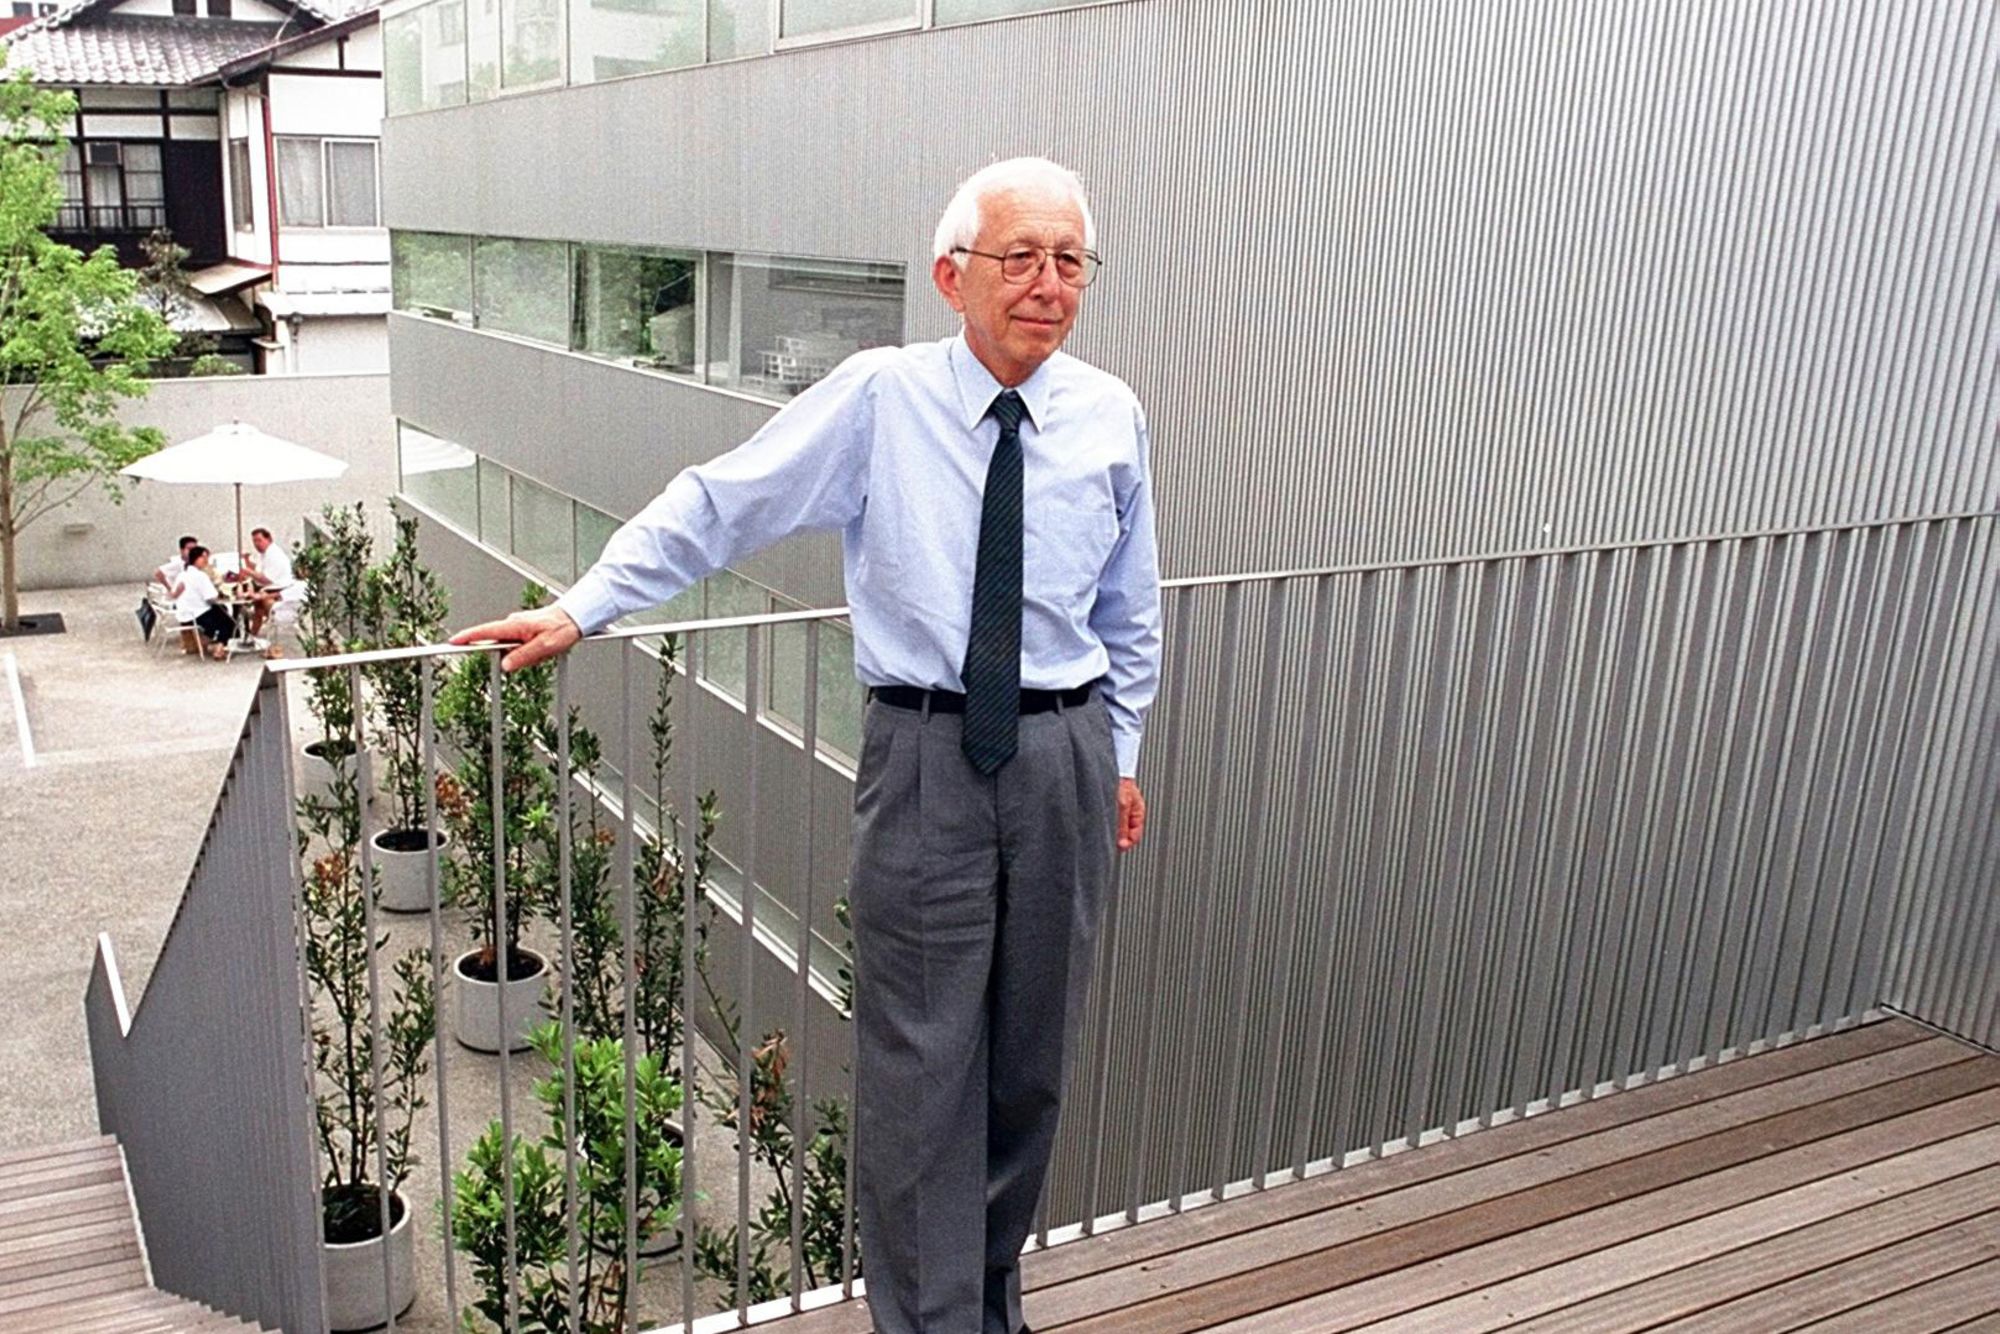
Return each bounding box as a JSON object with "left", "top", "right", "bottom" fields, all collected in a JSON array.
[
  {"left": 0, "top": 1181, "right": 129, "bottom": 1227},
  {"left": 1210, "top": 1117, "right": 2000, "bottom": 1332},
  {"left": 0, "top": 1144, "right": 119, "bottom": 1187},
  {"left": 1358, "top": 1162, "right": 2000, "bottom": 1331},
  {"left": 0, "top": 1203, "right": 138, "bottom": 1251},
  {"left": 1515, "top": 1193, "right": 1999, "bottom": 1330},
  {"left": 0, "top": 1214, "right": 140, "bottom": 1266},
  {"left": 1021, "top": 1018, "right": 1926, "bottom": 1290},
  {"left": 0, "top": 1160, "right": 126, "bottom": 1206},
  {"left": 0, "top": 1137, "right": 115, "bottom": 1173},
  {"left": 0, "top": 1237, "right": 144, "bottom": 1287},
  {"left": 0, "top": 1259, "right": 150, "bottom": 1318},
  {"left": 1040, "top": 1056, "right": 2000, "bottom": 1332},
  {"left": 1653, "top": 1213, "right": 2000, "bottom": 1331},
  {"left": 2, "top": 1289, "right": 182, "bottom": 1330},
  {"left": 1794, "top": 1257, "right": 2000, "bottom": 1333}
]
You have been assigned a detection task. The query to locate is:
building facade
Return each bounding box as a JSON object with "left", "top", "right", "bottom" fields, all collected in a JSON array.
[{"left": 379, "top": 0, "right": 1997, "bottom": 1220}]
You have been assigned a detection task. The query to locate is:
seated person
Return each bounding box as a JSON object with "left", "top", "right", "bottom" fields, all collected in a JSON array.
[
  {"left": 171, "top": 545, "right": 234, "bottom": 661},
  {"left": 241, "top": 526, "right": 299, "bottom": 637},
  {"left": 153, "top": 534, "right": 198, "bottom": 589}
]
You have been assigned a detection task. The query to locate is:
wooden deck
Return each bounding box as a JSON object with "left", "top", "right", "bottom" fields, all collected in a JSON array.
[
  {"left": 0, "top": 1135, "right": 266, "bottom": 1332},
  {"left": 760, "top": 1016, "right": 2000, "bottom": 1333}
]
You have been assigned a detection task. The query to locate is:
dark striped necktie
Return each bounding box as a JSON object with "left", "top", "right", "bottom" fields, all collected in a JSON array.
[{"left": 961, "top": 389, "right": 1027, "bottom": 775}]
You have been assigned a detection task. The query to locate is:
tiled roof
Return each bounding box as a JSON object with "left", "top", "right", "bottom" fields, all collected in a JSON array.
[{"left": 4, "top": 14, "right": 286, "bottom": 85}]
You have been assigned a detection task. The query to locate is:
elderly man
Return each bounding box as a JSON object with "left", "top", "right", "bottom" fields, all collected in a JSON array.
[{"left": 454, "top": 157, "right": 1160, "bottom": 1334}]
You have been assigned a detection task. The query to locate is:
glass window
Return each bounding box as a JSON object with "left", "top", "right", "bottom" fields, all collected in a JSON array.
[
  {"left": 817, "top": 621, "right": 864, "bottom": 762},
  {"left": 398, "top": 423, "right": 478, "bottom": 532},
  {"left": 56, "top": 146, "right": 83, "bottom": 229},
  {"left": 326, "top": 141, "right": 379, "bottom": 227},
  {"left": 700, "top": 571, "right": 766, "bottom": 700},
  {"left": 392, "top": 231, "right": 474, "bottom": 319},
  {"left": 123, "top": 143, "right": 163, "bottom": 212},
  {"left": 275, "top": 137, "right": 324, "bottom": 227},
  {"left": 227, "top": 138, "right": 252, "bottom": 230},
  {"left": 933, "top": 0, "right": 1072, "bottom": 21},
  {"left": 383, "top": 11, "right": 425, "bottom": 115},
  {"left": 706, "top": 0, "right": 767, "bottom": 58},
  {"left": 467, "top": 0, "right": 502, "bottom": 98},
  {"left": 704, "top": 253, "right": 904, "bottom": 400},
  {"left": 576, "top": 505, "right": 622, "bottom": 571},
  {"left": 477, "top": 457, "right": 512, "bottom": 549},
  {"left": 474, "top": 237, "right": 569, "bottom": 344},
  {"left": 779, "top": 0, "right": 916, "bottom": 40},
  {"left": 428, "top": 0, "right": 470, "bottom": 102},
  {"left": 508, "top": 472, "right": 576, "bottom": 583},
  {"left": 572, "top": 244, "right": 700, "bottom": 370},
  {"left": 571, "top": 0, "right": 701, "bottom": 82},
  {"left": 502, "top": 0, "right": 562, "bottom": 87}
]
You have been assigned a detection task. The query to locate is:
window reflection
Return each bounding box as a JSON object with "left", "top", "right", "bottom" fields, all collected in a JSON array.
[{"left": 705, "top": 253, "right": 904, "bottom": 397}]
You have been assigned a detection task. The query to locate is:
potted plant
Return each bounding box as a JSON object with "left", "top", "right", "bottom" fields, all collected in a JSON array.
[
  {"left": 451, "top": 1022, "right": 684, "bottom": 1332},
  {"left": 435, "top": 586, "right": 557, "bottom": 1052},
  {"left": 297, "top": 747, "right": 436, "bottom": 1331},
  {"left": 364, "top": 514, "right": 451, "bottom": 913},
  {"left": 293, "top": 504, "right": 375, "bottom": 809}
]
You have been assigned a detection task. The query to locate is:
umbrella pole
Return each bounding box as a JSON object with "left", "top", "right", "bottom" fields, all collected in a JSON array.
[{"left": 235, "top": 482, "right": 244, "bottom": 569}]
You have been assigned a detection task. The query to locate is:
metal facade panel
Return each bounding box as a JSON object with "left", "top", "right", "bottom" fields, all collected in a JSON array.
[{"left": 384, "top": 0, "right": 1999, "bottom": 579}]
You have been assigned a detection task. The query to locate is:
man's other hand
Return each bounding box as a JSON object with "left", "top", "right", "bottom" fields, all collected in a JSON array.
[
  {"left": 1117, "top": 778, "right": 1146, "bottom": 852},
  {"left": 449, "top": 606, "right": 583, "bottom": 673}
]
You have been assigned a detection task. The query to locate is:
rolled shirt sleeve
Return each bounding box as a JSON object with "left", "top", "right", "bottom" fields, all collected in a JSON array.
[
  {"left": 1089, "top": 402, "right": 1163, "bottom": 777},
  {"left": 555, "top": 353, "right": 879, "bottom": 635}
]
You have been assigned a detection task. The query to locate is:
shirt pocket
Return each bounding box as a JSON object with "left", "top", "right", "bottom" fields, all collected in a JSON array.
[{"left": 1027, "top": 485, "right": 1120, "bottom": 608}]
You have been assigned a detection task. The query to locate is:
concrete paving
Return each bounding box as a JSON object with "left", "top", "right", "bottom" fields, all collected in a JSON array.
[{"left": 0, "top": 583, "right": 802, "bottom": 1332}]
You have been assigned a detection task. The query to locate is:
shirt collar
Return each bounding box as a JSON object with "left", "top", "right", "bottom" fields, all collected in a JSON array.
[{"left": 947, "top": 333, "right": 1054, "bottom": 433}]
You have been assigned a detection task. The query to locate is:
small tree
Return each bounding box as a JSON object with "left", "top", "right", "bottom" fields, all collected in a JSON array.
[
  {"left": 138, "top": 226, "right": 236, "bottom": 375},
  {"left": 0, "top": 74, "right": 178, "bottom": 630},
  {"left": 293, "top": 503, "right": 376, "bottom": 774},
  {"left": 364, "top": 512, "right": 449, "bottom": 841}
]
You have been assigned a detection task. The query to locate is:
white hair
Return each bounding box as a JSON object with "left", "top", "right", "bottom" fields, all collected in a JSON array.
[{"left": 932, "top": 157, "right": 1097, "bottom": 266}]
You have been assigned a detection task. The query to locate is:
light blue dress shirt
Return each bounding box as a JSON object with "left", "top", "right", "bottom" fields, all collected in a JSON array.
[{"left": 556, "top": 334, "right": 1162, "bottom": 776}]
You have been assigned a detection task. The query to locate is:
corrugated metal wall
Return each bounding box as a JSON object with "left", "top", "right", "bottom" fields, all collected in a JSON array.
[{"left": 382, "top": 0, "right": 2000, "bottom": 1235}]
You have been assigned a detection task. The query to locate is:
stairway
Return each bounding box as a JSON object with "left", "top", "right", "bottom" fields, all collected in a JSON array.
[{"left": 0, "top": 1136, "right": 268, "bottom": 1332}]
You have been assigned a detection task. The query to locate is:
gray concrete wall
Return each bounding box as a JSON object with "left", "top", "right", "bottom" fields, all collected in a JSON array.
[{"left": 8, "top": 372, "right": 396, "bottom": 594}]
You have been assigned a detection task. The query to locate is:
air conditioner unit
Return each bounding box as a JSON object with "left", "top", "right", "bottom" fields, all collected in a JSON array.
[{"left": 86, "top": 142, "right": 122, "bottom": 166}]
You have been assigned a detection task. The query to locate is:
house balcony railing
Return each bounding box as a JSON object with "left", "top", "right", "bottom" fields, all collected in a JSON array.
[
  {"left": 83, "top": 508, "right": 1998, "bottom": 1333},
  {"left": 54, "top": 202, "right": 170, "bottom": 234}
]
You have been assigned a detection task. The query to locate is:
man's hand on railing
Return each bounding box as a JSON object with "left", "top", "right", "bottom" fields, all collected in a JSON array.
[
  {"left": 448, "top": 606, "right": 583, "bottom": 673},
  {"left": 1117, "top": 778, "right": 1146, "bottom": 852}
]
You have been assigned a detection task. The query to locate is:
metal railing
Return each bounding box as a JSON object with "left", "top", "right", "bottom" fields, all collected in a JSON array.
[
  {"left": 85, "top": 675, "right": 326, "bottom": 1333},
  {"left": 89, "top": 508, "right": 1998, "bottom": 1333}
]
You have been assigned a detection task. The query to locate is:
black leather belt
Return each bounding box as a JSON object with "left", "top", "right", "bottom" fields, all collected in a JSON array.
[{"left": 870, "top": 680, "right": 1097, "bottom": 715}]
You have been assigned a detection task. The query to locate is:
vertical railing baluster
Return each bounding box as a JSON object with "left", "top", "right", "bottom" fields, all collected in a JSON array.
[
  {"left": 556, "top": 654, "right": 581, "bottom": 1334},
  {"left": 1253, "top": 574, "right": 1333, "bottom": 1186},
  {"left": 738, "top": 624, "right": 763, "bottom": 1322},
  {"left": 1126, "top": 587, "right": 1196, "bottom": 1219},
  {"left": 490, "top": 650, "right": 519, "bottom": 1334},
  {"left": 620, "top": 641, "right": 640, "bottom": 1331},
  {"left": 1214, "top": 581, "right": 1288, "bottom": 1198},
  {"left": 679, "top": 631, "right": 702, "bottom": 1332},
  {"left": 423, "top": 658, "right": 460, "bottom": 1322},
  {"left": 791, "top": 620, "right": 820, "bottom": 1309},
  {"left": 350, "top": 663, "right": 398, "bottom": 1332}
]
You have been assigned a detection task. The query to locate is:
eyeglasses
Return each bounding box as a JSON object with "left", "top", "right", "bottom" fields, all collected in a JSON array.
[{"left": 952, "top": 245, "right": 1103, "bottom": 289}]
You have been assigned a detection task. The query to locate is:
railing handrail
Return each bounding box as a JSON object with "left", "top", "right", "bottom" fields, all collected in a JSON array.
[{"left": 266, "top": 506, "right": 1996, "bottom": 674}]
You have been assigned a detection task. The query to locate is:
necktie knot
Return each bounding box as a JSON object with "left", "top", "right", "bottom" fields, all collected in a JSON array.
[{"left": 990, "top": 390, "right": 1027, "bottom": 434}]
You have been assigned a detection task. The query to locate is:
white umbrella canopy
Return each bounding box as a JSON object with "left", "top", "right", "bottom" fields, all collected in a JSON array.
[{"left": 121, "top": 421, "right": 348, "bottom": 561}]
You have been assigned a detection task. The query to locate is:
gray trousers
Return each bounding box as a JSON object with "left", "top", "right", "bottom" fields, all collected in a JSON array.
[{"left": 849, "top": 691, "right": 1120, "bottom": 1334}]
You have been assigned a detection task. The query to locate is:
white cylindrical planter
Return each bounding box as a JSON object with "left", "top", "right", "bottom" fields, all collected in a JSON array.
[
  {"left": 371, "top": 828, "right": 449, "bottom": 914},
  {"left": 322, "top": 1189, "right": 417, "bottom": 1332},
  {"left": 297, "top": 739, "right": 354, "bottom": 808},
  {"left": 453, "top": 947, "right": 549, "bottom": 1053}
]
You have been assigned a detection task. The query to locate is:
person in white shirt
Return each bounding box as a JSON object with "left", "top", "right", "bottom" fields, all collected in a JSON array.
[
  {"left": 153, "top": 534, "right": 198, "bottom": 590},
  {"left": 241, "top": 526, "right": 296, "bottom": 637},
  {"left": 172, "top": 546, "right": 233, "bottom": 660}
]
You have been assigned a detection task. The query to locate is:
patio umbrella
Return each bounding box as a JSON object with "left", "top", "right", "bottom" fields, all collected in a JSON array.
[{"left": 120, "top": 421, "right": 348, "bottom": 561}]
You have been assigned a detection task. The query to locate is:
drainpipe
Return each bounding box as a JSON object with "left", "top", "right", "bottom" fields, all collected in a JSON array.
[{"left": 259, "top": 75, "right": 281, "bottom": 291}]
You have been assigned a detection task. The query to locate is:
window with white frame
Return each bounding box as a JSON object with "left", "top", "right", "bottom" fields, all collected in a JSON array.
[
  {"left": 275, "top": 138, "right": 380, "bottom": 228},
  {"left": 228, "top": 138, "right": 254, "bottom": 230}
]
